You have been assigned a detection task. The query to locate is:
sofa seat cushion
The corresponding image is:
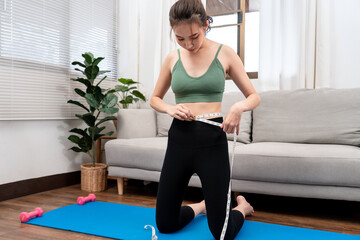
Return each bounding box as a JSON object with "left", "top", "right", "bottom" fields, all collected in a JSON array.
[
  {"left": 232, "top": 142, "right": 360, "bottom": 187},
  {"left": 105, "top": 137, "right": 168, "bottom": 171}
]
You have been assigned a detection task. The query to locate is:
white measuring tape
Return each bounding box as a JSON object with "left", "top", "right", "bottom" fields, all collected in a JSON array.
[
  {"left": 145, "top": 112, "right": 237, "bottom": 240},
  {"left": 144, "top": 225, "right": 158, "bottom": 240},
  {"left": 195, "top": 112, "right": 237, "bottom": 240}
]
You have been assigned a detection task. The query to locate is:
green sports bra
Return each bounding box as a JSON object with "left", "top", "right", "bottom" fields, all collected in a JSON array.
[{"left": 171, "top": 44, "right": 225, "bottom": 104}]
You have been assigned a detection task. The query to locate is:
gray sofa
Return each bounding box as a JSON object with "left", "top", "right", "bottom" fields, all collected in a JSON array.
[{"left": 105, "top": 88, "right": 360, "bottom": 201}]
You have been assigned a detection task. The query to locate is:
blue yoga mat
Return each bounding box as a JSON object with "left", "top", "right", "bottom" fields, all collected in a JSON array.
[{"left": 26, "top": 201, "right": 359, "bottom": 240}]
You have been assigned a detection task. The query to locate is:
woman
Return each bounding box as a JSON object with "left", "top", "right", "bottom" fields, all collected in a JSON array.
[{"left": 149, "top": 0, "right": 260, "bottom": 239}]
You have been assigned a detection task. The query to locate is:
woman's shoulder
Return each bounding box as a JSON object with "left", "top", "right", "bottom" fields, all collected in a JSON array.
[
  {"left": 169, "top": 49, "right": 179, "bottom": 58},
  {"left": 219, "top": 44, "right": 236, "bottom": 56},
  {"left": 212, "top": 42, "right": 240, "bottom": 72},
  {"left": 162, "top": 49, "right": 178, "bottom": 64},
  {"left": 214, "top": 43, "right": 238, "bottom": 63},
  {"left": 207, "top": 40, "right": 236, "bottom": 55},
  {"left": 163, "top": 49, "right": 180, "bottom": 72},
  {"left": 164, "top": 49, "right": 179, "bottom": 62}
]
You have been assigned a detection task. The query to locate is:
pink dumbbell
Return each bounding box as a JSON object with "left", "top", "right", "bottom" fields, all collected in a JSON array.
[
  {"left": 19, "top": 207, "right": 43, "bottom": 223},
  {"left": 77, "top": 193, "right": 96, "bottom": 205}
]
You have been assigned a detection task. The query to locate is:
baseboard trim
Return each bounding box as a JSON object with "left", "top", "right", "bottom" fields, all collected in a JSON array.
[{"left": 0, "top": 171, "right": 80, "bottom": 202}]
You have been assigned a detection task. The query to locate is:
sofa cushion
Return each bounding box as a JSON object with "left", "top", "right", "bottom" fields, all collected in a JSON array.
[
  {"left": 252, "top": 88, "right": 360, "bottom": 146},
  {"left": 232, "top": 142, "right": 360, "bottom": 187},
  {"left": 117, "top": 109, "right": 157, "bottom": 139},
  {"left": 105, "top": 137, "right": 168, "bottom": 171},
  {"left": 157, "top": 91, "right": 252, "bottom": 144}
]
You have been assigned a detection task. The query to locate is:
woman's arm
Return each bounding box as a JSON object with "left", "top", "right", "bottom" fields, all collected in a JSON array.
[
  {"left": 150, "top": 51, "right": 193, "bottom": 121},
  {"left": 220, "top": 45, "right": 261, "bottom": 134},
  {"left": 149, "top": 53, "right": 173, "bottom": 113}
]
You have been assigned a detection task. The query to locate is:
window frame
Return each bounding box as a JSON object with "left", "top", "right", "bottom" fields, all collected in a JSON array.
[{"left": 207, "top": 0, "right": 258, "bottom": 79}]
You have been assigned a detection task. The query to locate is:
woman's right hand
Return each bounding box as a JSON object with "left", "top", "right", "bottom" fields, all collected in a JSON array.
[{"left": 167, "top": 104, "right": 194, "bottom": 121}]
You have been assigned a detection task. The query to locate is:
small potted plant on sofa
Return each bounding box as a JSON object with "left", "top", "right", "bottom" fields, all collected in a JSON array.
[
  {"left": 67, "top": 52, "right": 118, "bottom": 192},
  {"left": 111, "top": 78, "right": 146, "bottom": 129}
]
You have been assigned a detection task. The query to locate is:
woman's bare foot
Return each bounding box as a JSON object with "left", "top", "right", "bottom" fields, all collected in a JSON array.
[
  {"left": 233, "top": 195, "right": 254, "bottom": 218},
  {"left": 187, "top": 200, "right": 206, "bottom": 217}
]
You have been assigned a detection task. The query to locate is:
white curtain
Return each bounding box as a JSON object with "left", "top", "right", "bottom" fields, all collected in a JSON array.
[
  {"left": 258, "top": 0, "right": 316, "bottom": 91},
  {"left": 259, "top": 0, "right": 360, "bottom": 91},
  {"left": 117, "top": 0, "right": 177, "bottom": 102},
  {"left": 315, "top": 0, "right": 360, "bottom": 88}
]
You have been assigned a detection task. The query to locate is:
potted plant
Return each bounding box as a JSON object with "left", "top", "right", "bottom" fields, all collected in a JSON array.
[
  {"left": 67, "top": 52, "right": 119, "bottom": 192},
  {"left": 111, "top": 78, "right": 146, "bottom": 129},
  {"left": 113, "top": 78, "right": 146, "bottom": 109}
]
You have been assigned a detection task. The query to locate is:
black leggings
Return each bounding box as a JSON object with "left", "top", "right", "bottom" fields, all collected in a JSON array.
[{"left": 156, "top": 117, "right": 244, "bottom": 240}]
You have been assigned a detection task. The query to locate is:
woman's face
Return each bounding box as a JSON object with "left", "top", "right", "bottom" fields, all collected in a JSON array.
[{"left": 173, "top": 21, "right": 209, "bottom": 53}]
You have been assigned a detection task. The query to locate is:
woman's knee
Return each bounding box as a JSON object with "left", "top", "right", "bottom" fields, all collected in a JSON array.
[
  {"left": 155, "top": 209, "right": 178, "bottom": 233},
  {"left": 209, "top": 226, "right": 223, "bottom": 240},
  {"left": 156, "top": 217, "right": 177, "bottom": 233},
  {"left": 209, "top": 229, "right": 234, "bottom": 240},
  {"left": 209, "top": 221, "right": 241, "bottom": 240},
  {"left": 208, "top": 218, "right": 235, "bottom": 240}
]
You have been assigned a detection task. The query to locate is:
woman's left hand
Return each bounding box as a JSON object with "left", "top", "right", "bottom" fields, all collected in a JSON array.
[{"left": 221, "top": 102, "right": 244, "bottom": 135}]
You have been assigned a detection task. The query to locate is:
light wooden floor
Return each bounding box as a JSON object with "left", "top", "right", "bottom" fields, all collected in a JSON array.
[{"left": 0, "top": 180, "right": 359, "bottom": 239}]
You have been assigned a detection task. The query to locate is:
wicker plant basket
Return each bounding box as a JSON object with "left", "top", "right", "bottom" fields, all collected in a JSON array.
[{"left": 81, "top": 163, "right": 108, "bottom": 192}]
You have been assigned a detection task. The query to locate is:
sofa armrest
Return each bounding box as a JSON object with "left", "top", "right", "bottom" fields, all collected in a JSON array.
[
  {"left": 97, "top": 136, "right": 117, "bottom": 163},
  {"left": 117, "top": 109, "right": 157, "bottom": 139}
]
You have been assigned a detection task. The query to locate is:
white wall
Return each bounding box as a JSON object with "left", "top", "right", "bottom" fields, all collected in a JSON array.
[{"left": 0, "top": 119, "right": 115, "bottom": 185}]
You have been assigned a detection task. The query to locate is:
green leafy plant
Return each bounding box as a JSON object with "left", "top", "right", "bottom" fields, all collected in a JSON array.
[
  {"left": 113, "top": 78, "right": 146, "bottom": 109},
  {"left": 67, "top": 52, "right": 119, "bottom": 167}
]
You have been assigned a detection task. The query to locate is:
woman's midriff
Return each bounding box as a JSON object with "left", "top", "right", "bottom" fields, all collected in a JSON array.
[{"left": 182, "top": 102, "right": 222, "bottom": 119}]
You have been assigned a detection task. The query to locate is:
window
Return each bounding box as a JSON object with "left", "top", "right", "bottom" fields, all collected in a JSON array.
[
  {"left": 206, "top": 0, "right": 259, "bottom": 79},
  {"left": 0, "top": 0, "right": 118, "bottom": 120}
]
